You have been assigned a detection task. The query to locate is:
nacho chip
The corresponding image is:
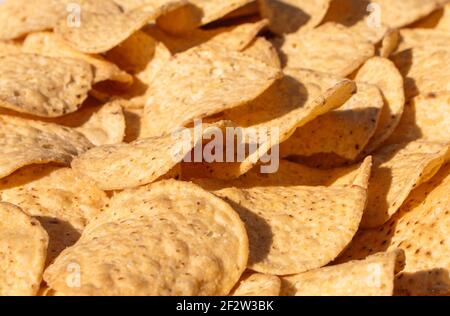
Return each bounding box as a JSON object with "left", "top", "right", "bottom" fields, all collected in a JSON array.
[
  {"left": 194, "top": 69, "right": 355, "bottom": 179},
  {"left": 56, "top": 1, "right": 186, "bottom": 54},
  {"left": 22, "top": 32, "right": 132, "bottom": 84},
  {"left": 338, "top": 164, "right": 450, "bottom": 295},
  {"left": 231, "top": 273, "right": 281, "bottom": 296},
  {"left": 146, "top": 19, "right": 268, "bottom": 54},
  {"left": 71, "top": 123, "right": 227, "bottom": 190},
  {"left": 0, "top": 41, "right": 22, "bottom": 56},
  {"left": 387, "top": 92, "right": 450, "bottom": 145},
  {"left": 259, "top": 0, "right": 331, "bottom": 35},
  {"left": 392, "top": 47, "right": 450, "bottom": 99},
  {"left": 0, "top": 202, "right": 48, "bottom": 296},
  {"left": 0, "top": 115, "right": 92, "bottom": 179},
  {"left": 0, "top": 165, "right": 108, "bottom": 265},
  {"left": 379, "top": 28, "right": 399, "bottom": 58},
  {"left": 355, "top": 57, "right": 405, "bottom": 154},
  {"left": 281, "top": 251, "right": 401, "bottom": 296},
  {"left": 44, "top": 180, "right": 248, "bottom": 296},
  {"left": 0, "top": 54, "right": 94, "bottom": 117},
  {"left": 243, "top": 37, "right": 281, "bottom": 68},
  {"left": 414, "top": 2, "right": 450, "bottom": 32},
  {"left": 280, "top": 83, "right": 383, "bottom": 160},
  {"left": 362, "top": 141, "right": 450, "bottom": 228},
  {"left": 143, "top": 45, "right": 281, "bottom": 138},
  {"left": 157, "top": 0, "right": 255, "bottom": 34},
  {"left": 279, "top": 23, "right": 374, "bottom": 76},
  {"left": 373, "top": 0, "right": 439, "bottom": 29},
  {"left": 395, "top": 28, "right": 450, "bottom": 53},
  {"left": 322, "top": 0, "right": 388, "bottom": 44},
  {"left": 0, "top": 0, "right": 123, "bottom": 41},
  {"left": 194, "top": 157, "right": 371, "bottom": 275}
]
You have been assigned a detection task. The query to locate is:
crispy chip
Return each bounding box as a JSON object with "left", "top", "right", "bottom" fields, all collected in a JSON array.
[
  {"left": 338, "top": 164, "right": 450, "bottom": 295},
  {"left": 278, "top": 23, "right": 374, "bottom": 76},
  {"left": 0, "top": 54, "right": 94, "bottom": 117},
  {"left": 194, "top": 157, "right": 371, "bottom": 275},
  {"left": 355, "top": 57, "right": 405, "bottom": 154},
  {"left": 395, "top": 28, "right": 450, "bottom": 53},
  {"left": 44, "top": 180, "right": 248, "bottom": 296},
  {"left": 0, "top": 0, "right": 123, "bottom": 40},
  {"left": 0, "top": 40, "right": 22, "bottom": 56},
  {"left": 22, "top": 32, "right": 132, "bottom": 84},
  {"left": 362, "top": 141, "right": 450, "bottom": 228},
  {"left": 157, "top": 0, "right": 255, "bottom": 34},
  {"left": 259, "top": 0, "right": 331, "bottom": 35},
  {"left": 280, "top": 83, "right": 383, "bottom": 160},
  {"left": 322, "top": 0, "right": 389, "bottom": 43},
  {"left": 0, "top": 202, "right": 48, "bottom": 296},
  {"left": 281, "top": 251, "right": 401, "bottom": 296},
  {"left": 414, "top": 2, "right": 450, "bottom": 32},
  {"left": 392, "top": 47, "right": 450, "bottom": 99},
  {"left": 146, "top": 19, "right": 268, "bottom": 54},
  {"left": 143, "top": 45, "right": 281, "bottom": 138},
  {"left": 0, "top": 165, "right": 108, "bottom": 265},
  {"left": 243, "top": 37, "right": 281, "bottom": 68},
  {"left": 231, "top": 273, "right": 281, "bottom": 296},
  {"left": 379, "top": 28, "right": 399, "bottom": 58},
  {"left": 56, "top": 1, "right": 186, "bottom": 54},
  {"left": 193, "top": 68, "right": 355, "bottom": 179},
  {"left": 72, "top": 123, "right": 228, "bottom": 190},
  {"left": 0, "top": 115, "right": 92, "bottom": 179},
  {"left": 387, "top": 92, "right": 450, "bottom": 145}
]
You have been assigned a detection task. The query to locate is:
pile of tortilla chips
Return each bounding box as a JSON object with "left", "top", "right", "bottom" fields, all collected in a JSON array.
[{"left": 0, "top": 0, "right": 449, "bottom": 296}]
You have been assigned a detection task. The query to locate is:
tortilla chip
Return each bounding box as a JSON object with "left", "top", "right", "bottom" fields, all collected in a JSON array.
[
  {"left": 373, "top": 0, "right": 439, "bottom": 29},
  {"left": 391, "top": 47, "right": 450, "bottom": 99},
  {"left": 338, "top": 163, "right": 450, "bottom": 295},
  {"left": 22, "top": 32, "right": 132, "bottom": 84},
  {"left": 387, "top": 92, "right": 450, "bottom": 145},
  {"left": 395, "top": 28, "right": 450, "bottom": 53},
  {"left": 146, "top": 19, "right": 267, "bottom": 54},
  {"left": 0, "top": 40, "right": 22, "bottom": 56},
  {"left": 281, "top": 251, "right": 401, "bottom": 296},
  {"left": 0, "top": 165, "right": 108, "bottom": 265},
  {"left": 379, "top": 28, "right": 399, "bottom": 58},
  {"left": 56, "top": 1, "right": 186, "bottom": 54},
  {"left": 71, "top": 123, "right": 229, "bottom": 190},
  {"left": 194, "top": 157, "right": 371, "bottom": 275},
  {"left": 322, "top": 0, "right": 389, "bottom": 44},
  {"left": 0, "top": 202, "right": 48, "bottom": 296},
  {"left": 142, "top": 44, "right": 281, "bottom": 138},
  {"left": 355, "top": 57, "right": 405, "bottom": 154},
  {"left": 0, "top": 54, "right": 94, "bottom": 117},
  {"left": 259, "top": 0, "right": 331, "bottom": 35},
  {"left": 157, "top": 0, "right": 255, "bottom": 34},
  {"left": 243, "top": 37, "right": 281, "bottom": 68},
  {"left": 280, "top": 83, "right": 383, "bottom": 160},
  {"left": 44, "top": 180, "right": 248, "bottom": 296},
  {"left": 362, "top": 141, "right": 450, "bottom": 228},
  {"left": 413, "top": 2, "right": 450, "bottom": 32},
  {"left": 278, "top": 23, "right": 374, "bottom": 76},
  {"left": 231, "top": 273, "right": 281, "bottom": 296},
  {"left": 0, "top": 115, "right": 92, "bottom": 179}
]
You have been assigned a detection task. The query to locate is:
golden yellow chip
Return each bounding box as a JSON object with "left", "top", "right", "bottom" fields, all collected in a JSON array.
[
  {"left": 44, "top": 180, "right": 249, "bottom": 296},
  {"left": 414, "top": 2, "right": 450, "bottom": 32},
  {"left": 231, "top": 273, "right": 281, "bottom": 296},
  {"left": 0, "top": 202, "right": 48, "bottom": 296},
  {"left": 259, "top": 0, "right": 331, "bottom": 35},
  {"left": 338, "top": 164, "right": 450, "bottom": 295}
]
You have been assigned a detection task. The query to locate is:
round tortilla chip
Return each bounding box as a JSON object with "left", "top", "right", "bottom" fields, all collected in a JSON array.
[
  {"left": 0, "top": 115, "right": 92, "bottom": 180},
  {"left": 281, "top": 251, "right": 401, "bottom": 296},
  {"left": 0, "top": 165, "right": 108, "bottom": 265},
  {"left": 0, "top": 54, "right": 94, "bottom": 117},
  {"left": 44, "top": 180, "right": 249, "bottom": 296},
  {"left": 259, "top": 0, "right": 331, "bottom": 35},
  {"left": 194, "top": 158, "right": 371, "bottom": 275},
  {"left": 0, "top": 202, "right": 48, "bottom": 296},
  {"left": 355, "top": 57, "right": 405, "bottom": 154},
  {"left": 231, "top": 273, "right": 281, "bottom": 296}
]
